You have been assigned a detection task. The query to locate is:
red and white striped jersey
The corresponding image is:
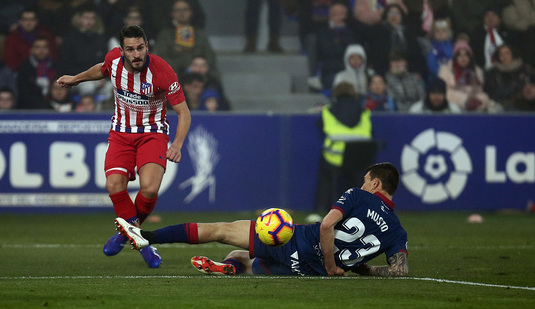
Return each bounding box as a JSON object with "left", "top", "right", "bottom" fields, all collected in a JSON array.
[{"left": 100, "top": 48, "right": 186, "bottom": 134}]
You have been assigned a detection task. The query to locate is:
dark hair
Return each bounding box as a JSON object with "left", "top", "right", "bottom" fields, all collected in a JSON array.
[
  {"left": 389, "top": 51, "right": 407, "bottom": 62},
  {"left": 367, "top": 73, "right": 385, "bottom": 85},
  {"left": 32, "top": 36, "right": 49, "bottom": 45},
  {"left": 332, "top": 82, "right": 358, "bottom": 98},
  {"left": 492, "top": 43, "right": 519, "bottom": 64},
  {"left": 366, "top": 162, "right": 399, "bottom": 195},
  {"left": 0, "top": 87, "right": 14, "bottom": 95},
  {"left": 453, "top": 49, "right": 475, "bottom": 69},
  {"left": 119, "top": 25, "right": 148, "bottom": 48},
  {"left": 20, "top": 7, "right": 38, "bottom": 19},
  {"left": 382, "top": 4, "right": 406, "bottom": 23}
]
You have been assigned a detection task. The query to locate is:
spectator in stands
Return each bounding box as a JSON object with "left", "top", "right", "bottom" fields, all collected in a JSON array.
[
  {"left": 353, "top": 0, "right": 407, "bottom": 26},
  {"left": 155, "top": 0, "right": 219, "bottom": 81},
  {"left": 59, "top": 4, "right": 111, "bottom": 105},
  {"left": 438, "top": 40, "right": 499, "bottom": 112},
  {"left": 181, "top": 72, "right": 205, "bottom": 110},
  {"left": 502, "top": 0, "right": 535, "bottom": 67},
  {"left": 409, "top": 77, "right": 461, "bottom": 113},
  {"left": 76, "top": 94, "right": 97, "bottom": 112},
  {"left": 59, "top": 4, "right": 107, "bottom": 74},
  {"left": 151, "top": 0, "right": 206, "bottom": 33},
  {"left": 0, "top": 1, "right": 22, "bottom": 36},
  {"left": 385, "top": 51, "right": 425, "bottom": 112},
  {"left": 0, "top": 87, "right": 15, "bottom": 111},
  {"left": 364, "top": 74, "right": 397, "bottom": 112},
  {"left": 312, "top": 2, "right": 361, "bottom": 92},
  {"left": 510, "top": 74, "right": 535, "bottom": 111},
  {"left": 184, "top": 55, "right": 231, "bottom": 111},
  {"left": 333, "top": 44, "right": 370, "bottom": 96},
  {"left": 367, "top": 4, "right": 427, "bottom": 77},
  {"left": 16, "top": 37, "right": 58, "bottom": 110},
  {"left": 3, "top": 7, "right": 58, "bottom": 71},
  {"left": 470, "top": 6, "right": 521, "bottom": 70},
  {"left": 0, "top": 60, "right": 17, "bottom": 101},
  {"left": 450, "top": 0, "right": 511, "bottom": 35},
  {"left": 96, "top": 0, "right": 131, "bottom": 40},
  {"left": 198, "top": 89, "right": 222, "bottom": 112},
  {"left": 403, "top": 0, "right": 453, "bottom": 37},
  {"left": 297, "top": 0, "right": 351, "bottom": 84},
  {"left": 36, "top": 0, "right": 84, "bottom": 38},
  {"left": 426, "top": 18, "right": 454, "bottom": 79},
  {"left": 184, "top": 55, "right": 220, "bottom": 90},
  {"left": 485, "top": 44, "right": 535, "bottom": 111},
  {"left": 108, "top": 6, "right": 147, "bottom": 50},
  {"left": 46, "top": 80, "right": 74, "bottom": 112},
  {"left": 243, "top": 0, "right": 284, "bottom": 53}
]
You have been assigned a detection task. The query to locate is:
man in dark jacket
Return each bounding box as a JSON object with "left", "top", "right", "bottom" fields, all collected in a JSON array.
[{"left": 17, "top": 37, "right": 57, "bottom": 110}]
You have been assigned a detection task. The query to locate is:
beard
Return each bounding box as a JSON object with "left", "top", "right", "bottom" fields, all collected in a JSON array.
[{"left": 126, "top": 57, "right": 146, "bottom": 72}]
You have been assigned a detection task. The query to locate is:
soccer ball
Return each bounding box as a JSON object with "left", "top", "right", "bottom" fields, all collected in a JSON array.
[{"left": 255, "top": 208, "right": 295, "bottom": 246}]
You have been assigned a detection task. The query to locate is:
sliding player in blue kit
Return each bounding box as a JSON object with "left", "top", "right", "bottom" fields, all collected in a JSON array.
[{"left": 115, "top": 162, "right": 408, "bottom": 276}]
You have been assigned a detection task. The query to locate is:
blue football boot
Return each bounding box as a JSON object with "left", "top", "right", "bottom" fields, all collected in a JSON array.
[
  {"left": 103, "top": 232, "right": 128, "bottom": 256},
  {"left": 140, "top": 245, "right": 162, "bottom": 268}
]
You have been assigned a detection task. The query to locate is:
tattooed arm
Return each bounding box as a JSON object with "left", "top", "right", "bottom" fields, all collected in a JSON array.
[{"left": 352, "top": 251, "right": 409, "bottom": 277}]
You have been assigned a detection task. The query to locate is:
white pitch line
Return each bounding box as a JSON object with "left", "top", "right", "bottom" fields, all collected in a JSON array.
[
  {"left": 1, "top": 243, "right": 533, "bottom": 250},
  {"left": 0, "top": 275, "right": 533, "bottom": 291}
]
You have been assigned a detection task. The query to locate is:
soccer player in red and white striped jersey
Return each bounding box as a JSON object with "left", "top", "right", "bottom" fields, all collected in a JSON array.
[{"left": 57, "top": 25, "right": 191, "bottom": 268}]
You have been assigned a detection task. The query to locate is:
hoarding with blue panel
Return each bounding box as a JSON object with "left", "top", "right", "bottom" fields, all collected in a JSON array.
[
  {"left": 0, "top": 112, "right": 533, "bottom": 212},
  {"left": 372, "top": 114, "right": 534, "bottom": 211}
]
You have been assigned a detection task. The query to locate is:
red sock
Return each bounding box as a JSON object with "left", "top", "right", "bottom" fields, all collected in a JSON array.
[
  {"left": 109, "top": 190, "right": 137, "bottom": 220},
  {"left": 135, "top": 192, "right": 158, "bottom": 224}
]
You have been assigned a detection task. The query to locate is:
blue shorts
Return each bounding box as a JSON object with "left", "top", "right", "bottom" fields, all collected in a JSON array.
[{"left": 248, "top": 221, "right": 327, "bottom": 276}]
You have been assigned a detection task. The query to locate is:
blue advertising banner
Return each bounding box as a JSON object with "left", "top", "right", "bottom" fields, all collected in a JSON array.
[
  {"left": 0, "top": 112, "right": 533, "bottom": 212},
  {"left": 373, "top": 114, "right": 535, "bottom": 211}
]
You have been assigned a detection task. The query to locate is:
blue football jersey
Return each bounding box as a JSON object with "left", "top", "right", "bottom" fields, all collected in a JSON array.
[{"left": 331, "top": 188, "right": 408, "bottom": 270}]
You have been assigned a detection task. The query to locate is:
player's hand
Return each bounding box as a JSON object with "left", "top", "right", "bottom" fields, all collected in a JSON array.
[
  {"left": 56, "top": 75, "right": 79, "bottom": 88},
  {"left": 166, "top": 145, "right": 182, "bottom": 163},
  {"left": 326, "top": 266, "right": 346, "bottom": 276}
]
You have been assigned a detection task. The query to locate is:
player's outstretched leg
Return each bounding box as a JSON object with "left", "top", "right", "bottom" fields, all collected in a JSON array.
[
  {"left": 115, "top": 217, "right": 149, "bottom": 249},
  {"left": 191, "top": 256, "right": 236, "bottom": 276}
]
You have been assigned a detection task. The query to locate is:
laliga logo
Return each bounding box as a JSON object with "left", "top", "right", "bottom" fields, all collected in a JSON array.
[{"left": 401, "top": 128, "right": 472, "bottom": 204}]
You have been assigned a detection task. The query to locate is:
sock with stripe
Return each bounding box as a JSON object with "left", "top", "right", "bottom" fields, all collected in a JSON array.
[{"left": 141, "top": 223, "right": 199, "bottom": 245}]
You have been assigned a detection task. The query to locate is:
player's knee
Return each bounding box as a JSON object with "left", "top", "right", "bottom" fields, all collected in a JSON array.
[
  {"left": 225, "top": 250, "right": 254, "bottom": 274},
  {"left": 225, "top": 250, "right": 248, "bottom": 261},
  {"left": 105, "top": 176, "right": 127, "bottom": 194},
  {"left": 139, "top": 186, "right": 158, "bottom": 199}
]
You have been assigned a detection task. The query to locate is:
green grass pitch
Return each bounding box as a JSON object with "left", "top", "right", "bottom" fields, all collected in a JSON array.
[{"left": 0, "top": 210, "right": 534, "bottom": 308}]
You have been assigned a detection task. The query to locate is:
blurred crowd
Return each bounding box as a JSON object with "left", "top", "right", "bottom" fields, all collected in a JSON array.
[
  {"left": 0, "top": 0, "right": 229, "bottom": 113},
  {"left": 0, "top": 0, "right": 534, "bottom": 114},
  {"left": 301, "top": 0, "right": 535, "bottom": 113}
]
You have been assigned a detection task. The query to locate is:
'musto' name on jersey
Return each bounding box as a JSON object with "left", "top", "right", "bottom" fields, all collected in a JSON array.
[
  {"left": 116, "top": 88, "right": 149, "bottom": 107},
  {"left": 367, "top": 208, "right": 389, "bottom": 232}
]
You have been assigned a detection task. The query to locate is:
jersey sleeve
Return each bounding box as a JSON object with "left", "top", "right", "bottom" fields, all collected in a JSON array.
[
  {"left": 152, "top": 56, "right": 186, "bottom": 106},
  {"left": 100, "top": 47, "right": 121, "bottom": 77}
]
